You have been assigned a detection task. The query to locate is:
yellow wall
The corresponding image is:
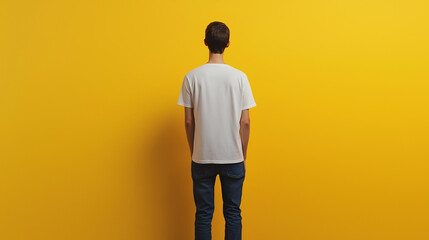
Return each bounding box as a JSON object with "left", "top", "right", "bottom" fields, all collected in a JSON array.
[{"left": 1, "top": 0, "right": 428, "bottom": 239}]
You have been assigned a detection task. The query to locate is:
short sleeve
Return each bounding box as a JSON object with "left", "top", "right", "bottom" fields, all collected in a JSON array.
[
  {"left": 241, "top": 74, "right": 256, "bottom": 110},
  {"left": 177, "top": 75, "right": 193, "bottom": 108}
]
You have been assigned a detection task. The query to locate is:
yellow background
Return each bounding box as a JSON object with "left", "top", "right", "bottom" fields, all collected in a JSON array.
[{"left": 1, "top": 0, "right": 428, "bottom": 239}]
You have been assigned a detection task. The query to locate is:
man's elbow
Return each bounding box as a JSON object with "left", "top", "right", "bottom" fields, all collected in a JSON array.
[
  {"left": 185, "top": 120, "right": 195, "bottom": 126},
  {"left": 240, "top": 120, "right": 250, "bottom": 126}
]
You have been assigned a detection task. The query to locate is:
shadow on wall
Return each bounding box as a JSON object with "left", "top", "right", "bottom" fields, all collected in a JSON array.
[{"left": 139, "top": 110, "right": 194, "bottom": 239}]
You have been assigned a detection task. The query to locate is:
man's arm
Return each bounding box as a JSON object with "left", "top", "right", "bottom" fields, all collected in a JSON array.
[
  {"left": 184, "top": 107, "right": 195, "bottom": 157},
  {"left": 240, "top": 109, "right": 251, "bottom": 162}
]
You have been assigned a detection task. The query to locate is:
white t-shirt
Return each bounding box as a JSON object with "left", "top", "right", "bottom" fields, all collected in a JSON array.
[{"left": 177, "top": 63, "right": 256, "bottom": 164}]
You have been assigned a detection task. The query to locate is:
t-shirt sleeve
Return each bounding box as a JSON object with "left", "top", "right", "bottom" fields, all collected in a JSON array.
[
  {"left": 177, "top": 75, "right": 193, "bottom": 108},
  {"left": 241, "top": 74, "right": 256, "bottom": 110}
]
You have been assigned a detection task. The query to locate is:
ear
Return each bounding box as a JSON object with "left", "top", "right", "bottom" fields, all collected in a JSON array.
[{"left": 226, "top": 41, "right": 230, "bottom": 48}]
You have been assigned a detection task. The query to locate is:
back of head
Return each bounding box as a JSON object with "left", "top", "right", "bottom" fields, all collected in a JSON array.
[{"left": 205, "top": 21, "right": 230, "bottom": 54}]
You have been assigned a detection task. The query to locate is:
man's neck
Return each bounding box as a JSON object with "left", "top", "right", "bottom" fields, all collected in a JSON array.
[{"left": 207, "top": 52, "right": 225, "bottom": 64}]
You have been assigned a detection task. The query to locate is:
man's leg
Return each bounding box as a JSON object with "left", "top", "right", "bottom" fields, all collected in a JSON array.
[
  {"left": 192, "top": 161, "right": 217, "bottom": 240},
  {"left": 219, "top": 161, "right": 245, "bottom": 240}
]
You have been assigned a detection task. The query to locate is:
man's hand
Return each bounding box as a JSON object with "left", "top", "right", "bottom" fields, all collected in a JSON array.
[{"left": 243, "top": 153, "right": 247, "bottom": 171}]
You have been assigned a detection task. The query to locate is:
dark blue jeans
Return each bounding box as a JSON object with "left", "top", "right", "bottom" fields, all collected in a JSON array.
[{"left": 191, "top": 160, "right": 246, "bottom": 240}]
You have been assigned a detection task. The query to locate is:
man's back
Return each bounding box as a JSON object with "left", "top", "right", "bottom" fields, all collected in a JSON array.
[{"left": 177, "top": 63, "right": 256, "bottom": 164}]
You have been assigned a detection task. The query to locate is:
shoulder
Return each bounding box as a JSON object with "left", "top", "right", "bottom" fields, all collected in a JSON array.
[
  {"left": 184, "top": 64, "right": 247, "bottom": 80},
  {"left": 226, "top": 65, "right": 248, "bottom": 79},
  {"left": 184, "top": 64, "right": 208, "bottom": 78}
]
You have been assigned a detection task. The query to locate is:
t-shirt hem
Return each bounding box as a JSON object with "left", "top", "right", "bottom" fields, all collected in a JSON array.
[
  {"left": 242, "top": 103, "right": 256, "bottom": 110},
  {"left": 177, "top": 102, "right": 193, "bottom": 108},
  {"left": 192, "top": 159, "right": 244, "bottom": 164}
]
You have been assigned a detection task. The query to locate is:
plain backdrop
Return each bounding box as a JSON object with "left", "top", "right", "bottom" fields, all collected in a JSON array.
[{"left": 1, "top": 0, "right": 428, "bottom": 239}]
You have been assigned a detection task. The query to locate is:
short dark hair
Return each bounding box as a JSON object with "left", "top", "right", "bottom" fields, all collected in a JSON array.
[{"left": 205, "top": 21, "right": 230, "bottom": 54}]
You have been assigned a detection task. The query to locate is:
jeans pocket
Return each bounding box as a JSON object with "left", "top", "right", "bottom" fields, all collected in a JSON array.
[
  {"left": 192, "top": 161, "right": 209, "bottom": 180},
  {"left": 226, "top": 162, "right": 245, "bottom": 179}
]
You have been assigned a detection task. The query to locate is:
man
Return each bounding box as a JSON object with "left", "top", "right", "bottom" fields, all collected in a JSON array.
[{"left": 177, "top": 21, "right": 256, "bottom": 240}]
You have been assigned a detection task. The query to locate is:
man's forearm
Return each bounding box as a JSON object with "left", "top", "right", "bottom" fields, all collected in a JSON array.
[
  {"left": 240, "top": 122, "right": 250, "bottom": 160},
  {"left": 185, "top": 122, "right": 195, "bottom": 156}
]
